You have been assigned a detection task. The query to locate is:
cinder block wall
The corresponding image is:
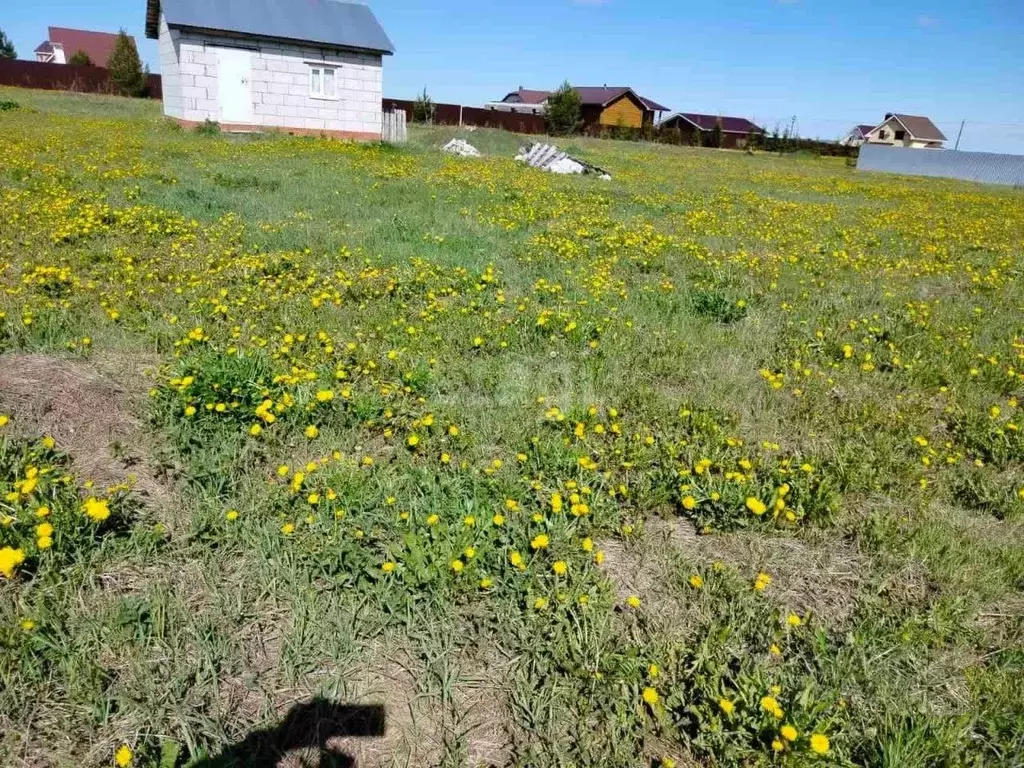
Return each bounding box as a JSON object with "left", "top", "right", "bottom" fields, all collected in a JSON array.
[{"left": 157, "top": 12, "right": 383, "bottom": 138}]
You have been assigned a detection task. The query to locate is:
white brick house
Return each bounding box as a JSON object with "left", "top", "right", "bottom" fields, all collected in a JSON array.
[{"left": 145, "top": 0, "right": 394, "bottom": 140}]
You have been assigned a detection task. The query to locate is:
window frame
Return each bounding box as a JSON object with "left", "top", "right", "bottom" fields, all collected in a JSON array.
[{"left": 308, "top": 64, "right": 339, "bottom": 101}]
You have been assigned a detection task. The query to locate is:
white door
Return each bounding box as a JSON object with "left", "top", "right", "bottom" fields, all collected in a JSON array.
[{"left": 214, "top": 47, "right": 252, "bottom": 124}]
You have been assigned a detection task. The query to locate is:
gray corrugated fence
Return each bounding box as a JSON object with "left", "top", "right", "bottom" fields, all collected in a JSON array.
[{"left": 857, "top": 144, "right": 1024, "bottom": 187}]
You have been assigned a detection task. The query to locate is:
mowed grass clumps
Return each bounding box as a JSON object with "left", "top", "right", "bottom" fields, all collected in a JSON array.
[{"left": 1, "top": 88, "right": 1024, "bottom": 767}]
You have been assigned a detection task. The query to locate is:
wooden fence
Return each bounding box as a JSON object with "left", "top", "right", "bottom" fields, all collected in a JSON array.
[
  {"left": 381, "top": 109, "right": 407, "bottom": 143},
  {"left": 0, "top": 59, "right": 162, "bottom": 99}
]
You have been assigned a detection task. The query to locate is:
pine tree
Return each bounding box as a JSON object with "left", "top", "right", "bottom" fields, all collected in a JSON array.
[
  {"left": 545, "top": 81, "right": 582, "bottom": 136},
  {"left": 710, "top": 117, "right": 724, "bottom": 149},
  {"left": 0, "top": 27, "right": 16, "bottom": 59},
  {"left": 106, "top": 30, "right": 145, "bottom": 96},
  {"left": 68, "top": 50, "right": 93, "bottom": 66},
  {"left": 411, "top": 87, "right": 434, "bottom": 123}
]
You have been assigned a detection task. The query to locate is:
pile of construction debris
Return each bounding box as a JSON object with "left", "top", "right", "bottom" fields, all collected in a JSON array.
[
  {"left": 439, "top": 139, "right": 611, "bottom": 181},
  {"left": 441, "top": 138, "right": 481, "bottom": 157},
  {"left": 514, "top": 143, "right": 612, "bottom": 180}
]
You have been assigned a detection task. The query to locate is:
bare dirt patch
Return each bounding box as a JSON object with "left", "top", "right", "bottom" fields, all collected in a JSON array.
[
  {"left": 600, "top": 513, "right": 867, "bottom": 629},
  {"left": 0, "top": 352, "right": 175, "bottom": 518}
]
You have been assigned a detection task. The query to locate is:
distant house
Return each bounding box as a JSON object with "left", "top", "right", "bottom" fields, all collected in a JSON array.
[
  {"left": 840, "top": 124, "right": 876, "bottom": 147},
  {"left": 487, "top": 86, "right": 670, "bottom": 129},
  {"left": 145, "top": 0, "right": 394, "bottom": 139},
  {"left": 863, "top": 113, "right": 946, "bottom": 149},
  {"left": 34, "top": 27, "right": 129, "bottom": 65},
  {"left": 658, "top": 113, "right": 765, "bottom": 149}
]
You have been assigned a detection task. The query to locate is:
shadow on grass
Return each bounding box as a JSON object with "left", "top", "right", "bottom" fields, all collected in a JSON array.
[{"left": 190, "top": 698, "right": 385, "bottom": 768}]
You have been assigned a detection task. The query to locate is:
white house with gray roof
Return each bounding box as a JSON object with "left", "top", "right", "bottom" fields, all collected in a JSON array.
[{"left": 145, "top": 0, "right": 394, "bottom": 140}]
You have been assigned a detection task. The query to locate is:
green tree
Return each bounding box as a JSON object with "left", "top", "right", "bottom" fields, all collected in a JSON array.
[
  {"left": 709, "top": 117, "right": 724, "bottom": 149},
  {"left": 0, "top": 27, "right": 16, "bottom": 59},
  {"left": 106, "top": 30, "right": 145, "bottom": 96},
  {"left": 68, "top": 50, "right": 93, "bottom": 66},
  {"left": 544, "top": 81, "right": 582, "bottom": 136},
  {"left": 411, "top": 87, "right": 434, "bottom": 123}
]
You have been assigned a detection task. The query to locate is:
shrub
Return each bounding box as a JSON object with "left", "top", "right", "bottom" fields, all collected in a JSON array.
[
  {"left": 691, "top": 289, "right": 748, "bottom": 324},
  {"left": 68, "top": 50, "right": 93, "bottom": 66},
  {"left": 0, "top": 99, "right": 19, "bottom": 113},
  {"left": 106, "top": 30, "right": 145, "bottom": 96},
  {"left": 545, "top": 81, "right": 582, "bottom": 136},
  {"left": 0, "top": 27, "right": 15, "bottom": 59},
  {"left": 411, "top": 87, "right": 434, "bottom": 124},
  {"left": 194, "top": 119, "right": 221, "bottom": 136}
]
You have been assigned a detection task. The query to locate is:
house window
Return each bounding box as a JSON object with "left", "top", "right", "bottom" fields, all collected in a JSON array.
[
  {"left": 877, "top": 130, "right": 888, "bottom": 140},
  {"left": 894, "top": 130, "right": 906, "bottom": 140},
  {"left": 309, "top": 65, "right": 338, "bottom": 99}
]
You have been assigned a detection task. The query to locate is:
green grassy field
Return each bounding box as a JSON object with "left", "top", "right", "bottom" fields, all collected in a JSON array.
[{"left": 1, "top": 87, "right": 1023, "bottom": 768}]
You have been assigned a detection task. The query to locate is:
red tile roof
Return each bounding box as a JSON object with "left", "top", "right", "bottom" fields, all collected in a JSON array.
[
  {"left": 669, "top": 113, "right": 765, "bottom": 134},
  {"left": 503, "top": 89, "right": 552, "bottom": 105},
  {"left": 639, "top": 95, "right": 671, "bottom": 112},
  {"left": 39, "top": 27, "right": 131, "bottom": 66}
]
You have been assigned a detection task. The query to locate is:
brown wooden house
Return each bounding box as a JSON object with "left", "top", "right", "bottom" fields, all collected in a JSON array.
[
  {"left": 494, "top": 86, "right": 670, "bottom": 129},
  {"left": 658, "top": 112, "right": 765, "bottom": 149}
]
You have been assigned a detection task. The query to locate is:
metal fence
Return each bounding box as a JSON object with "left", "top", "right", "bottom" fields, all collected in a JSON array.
[
  {"left": 0, "top": 60, "right": 163, "bottom": 99},
  {"left": 857, "top": 144, "right": 1024, "bottom": 188}
]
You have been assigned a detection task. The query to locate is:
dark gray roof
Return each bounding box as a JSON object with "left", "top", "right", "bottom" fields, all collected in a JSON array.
[{"left": 146, "top": 0, "right": 394, "bottom": 55}]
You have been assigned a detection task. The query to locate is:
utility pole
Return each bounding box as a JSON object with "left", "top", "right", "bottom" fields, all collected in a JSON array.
[{"left": 954, "top": 119, "right": 965, "bottom": 150}]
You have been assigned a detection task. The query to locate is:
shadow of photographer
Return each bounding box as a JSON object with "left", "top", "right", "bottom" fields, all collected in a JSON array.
[{"left": 189, "top": 698, "right": 385, "bottom": 768}]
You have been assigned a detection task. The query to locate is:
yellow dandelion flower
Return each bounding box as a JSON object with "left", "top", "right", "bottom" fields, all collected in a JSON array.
[
  {"left": 746, "top": 497, "right": 767, "bottom": 515},
  {"left": 115, "top": 745, "right": 133, "bottom": 767},
  {"left": 0, "top": 547, "right": 26, "bottom": 578},
  {"left": 809, "top": 734, "right": 830, "bottom": 754},
  {"left": 83, "top": 497, "right": 111, "bottom": 523}
]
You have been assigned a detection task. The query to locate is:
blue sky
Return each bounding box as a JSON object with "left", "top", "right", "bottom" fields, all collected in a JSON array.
[{"left": 4, "top": 0, "right": 1023, "bottom": 152}]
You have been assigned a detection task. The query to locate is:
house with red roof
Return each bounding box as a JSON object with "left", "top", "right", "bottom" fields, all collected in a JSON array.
[
  {"left": 34, "top": 26, "right": 131, "bottom": 66},
  {"left": 657, "top": 112, "right": 765, "bottom": 149},
  {"left": 34, "top": 27, "right": 131, "bottom": 66},
  {"left": 487, "top": 86, "right": 670, "bottom": 129}
]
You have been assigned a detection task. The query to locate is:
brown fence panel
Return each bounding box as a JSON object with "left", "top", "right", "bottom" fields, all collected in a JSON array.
[
  {"left": 461, "top": 106, "right": 545, "bottom": 134},
  {"left": 0, "top": 60, "right": 161, "bottom": 99},
  {"left": 381, "top": 98, "right": 545, "bottom": 134}
]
